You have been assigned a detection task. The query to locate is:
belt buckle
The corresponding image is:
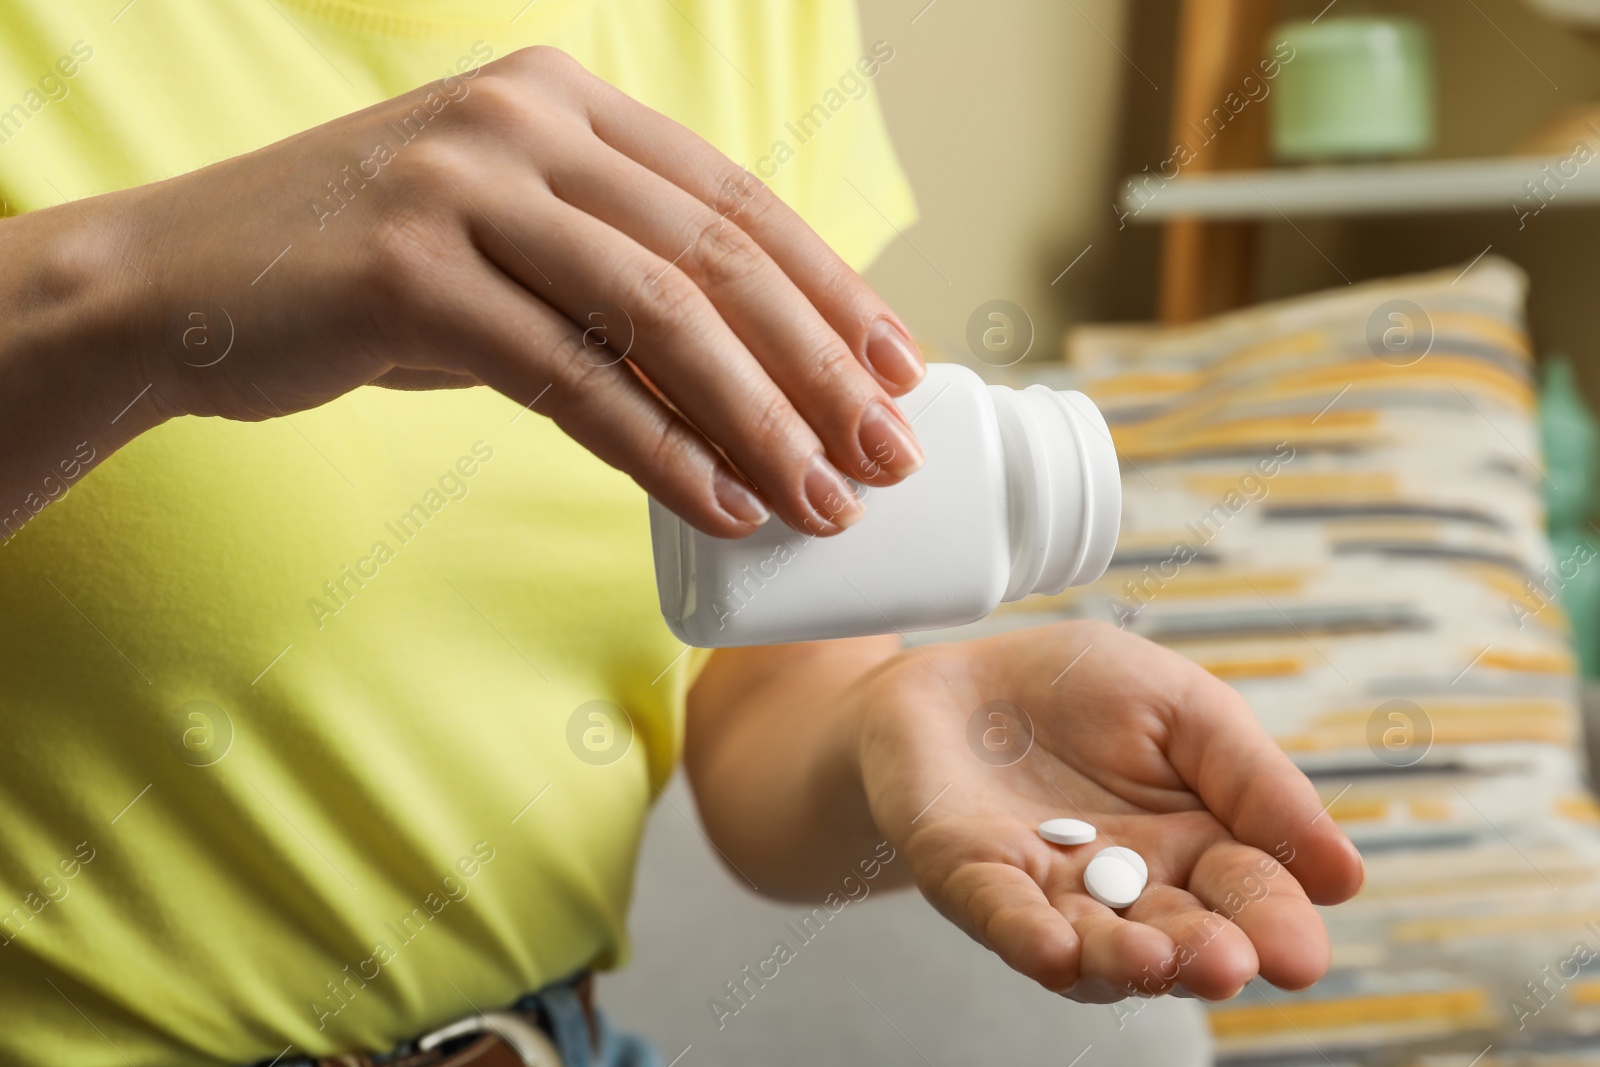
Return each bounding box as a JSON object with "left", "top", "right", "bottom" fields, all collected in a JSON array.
[{"left": 416, "top": 1011, "right": 563, "bottom": 1067}]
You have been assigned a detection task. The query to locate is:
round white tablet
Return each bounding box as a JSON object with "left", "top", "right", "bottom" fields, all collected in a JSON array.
[
  {"left": 1096, "top": 845, "right": 1147, "bottom": 880},
  {"left": 1037, "top": 818, "right": 1097, "bottom": 846},
  {"left": 1083, "top": 847, "right": 1148, "bottom": 910}
]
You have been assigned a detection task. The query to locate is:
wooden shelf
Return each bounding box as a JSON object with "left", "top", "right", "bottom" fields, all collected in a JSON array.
[{"left": 1122, "top": 155, "right": 1600, "bottom": 222}]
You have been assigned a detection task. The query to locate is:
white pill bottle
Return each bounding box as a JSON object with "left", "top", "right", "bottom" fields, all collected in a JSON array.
[{"left": 649, "top": 363, "right": 1121, "bottom": 648}]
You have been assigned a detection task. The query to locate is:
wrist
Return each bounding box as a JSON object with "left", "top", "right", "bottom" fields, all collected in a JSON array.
[
  {"left": 686, "top": 639, "right": 904, "bottom": 900},
  {"left": 0, "top": 202, "right": 171, "bottom": 533}
]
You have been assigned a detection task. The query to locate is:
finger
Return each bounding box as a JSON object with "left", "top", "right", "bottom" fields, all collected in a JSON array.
[
  {"left": 1189, "top": 840, "right": 1330, "bottom": 992},
  {"left": 372, "top": 368, "right": 478, "bottom": 391},
  {"left": 1166, "top": 670, "right": 1364, "bottom": 906},
  {"left": 1049, "top": 890, "right": 1177, "bottom": 997},
  {"left": 452, "top": 263, "right": 769, "bottom": 538},
  {"left": 938, "top": 861, "right": 1084, "bottom": 991},
  {"left": 547, "top": 139, "right": 923, "bottom": 487},
  {"left": 573, "top": 74, "right": 927, "bottom": 394},
  {"left": 1121, "top": 882, "right": 1259, "bottom": 1000},
  {"left": 465, "top": 182, "right": 865, "bottom": 537}
]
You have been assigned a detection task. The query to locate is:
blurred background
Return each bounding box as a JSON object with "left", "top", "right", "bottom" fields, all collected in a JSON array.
[
  {"left": 604, "top": 2, "right": 1600, "bottom": 1065},
  {"left": 861, "top": 0, "right": 1600, "bottom": 389}
]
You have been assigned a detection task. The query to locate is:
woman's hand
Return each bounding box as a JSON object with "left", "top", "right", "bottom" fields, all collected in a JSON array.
[
  {"left": 5, "top": 46, "right": 926, "bottom": 537},
  {"left": 685, "top": 623, "right": 1362, "bottom": 1002},
  {"left": 853, "top": 622, "right": 1363, "bottom": 1002}
]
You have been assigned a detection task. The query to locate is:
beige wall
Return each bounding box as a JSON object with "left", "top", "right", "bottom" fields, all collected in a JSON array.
[
  {"left": 858, "top": 0, "right": 1133, "bottom": 365},
  {"left": 863, "top": 0, "right": 1600, "bottom": 409}
]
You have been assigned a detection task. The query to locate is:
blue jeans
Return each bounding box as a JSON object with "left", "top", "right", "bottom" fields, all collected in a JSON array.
[
  {"left": 513, "top": 982, "right": 660, "bottom": 1067},
  {"left": 256, "top": 975, "right": 659, "bottom": 1067}
]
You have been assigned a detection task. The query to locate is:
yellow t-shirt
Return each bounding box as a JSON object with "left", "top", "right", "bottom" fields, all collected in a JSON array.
[{"left": 0, "top": 2, "right": 914, "bottom": 1064}]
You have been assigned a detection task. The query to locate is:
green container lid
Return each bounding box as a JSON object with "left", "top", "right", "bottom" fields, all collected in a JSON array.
[{"left": 1270, "top": 18, "right": 1435, "bottom": 162}]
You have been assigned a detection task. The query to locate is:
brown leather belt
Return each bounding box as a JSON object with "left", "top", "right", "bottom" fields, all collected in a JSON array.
[{"left": 305, "top": 976, "right": 596, "bottom": 1067}]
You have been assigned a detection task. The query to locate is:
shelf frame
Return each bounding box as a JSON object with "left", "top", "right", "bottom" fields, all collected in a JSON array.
[{"left": 1125, "top": 154, "right": 1600, "bottom": 222}]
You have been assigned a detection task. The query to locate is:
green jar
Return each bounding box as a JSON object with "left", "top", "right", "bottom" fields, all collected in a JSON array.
[{"left": 1269, "top": 18, "right": 1435, "bottom": 162}]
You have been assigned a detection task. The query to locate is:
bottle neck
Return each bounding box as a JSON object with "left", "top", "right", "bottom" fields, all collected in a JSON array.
[{"left": 989, "top": 384, "right": 1121, "bottom": 603}]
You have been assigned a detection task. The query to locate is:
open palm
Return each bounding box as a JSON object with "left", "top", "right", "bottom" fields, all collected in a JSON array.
[{"left": 854, "top": 621, "right": 1364, "bottom": 1003}]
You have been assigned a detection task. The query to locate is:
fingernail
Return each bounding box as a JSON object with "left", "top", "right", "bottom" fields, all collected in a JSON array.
[
  {"left": 857, "top": 399, "right": 925, "bottom": 479},
  {"left": 713, "top": 467, "right": 770, "bottom": 527},
  {"left": 803, "top": 454, "right": 864, "bottom": 531},
  {"left": 865, "top": 318, "right": 925, "bottom": 389}
]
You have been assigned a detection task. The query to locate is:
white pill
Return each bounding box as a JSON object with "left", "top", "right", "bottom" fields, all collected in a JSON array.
[
  {"left": 1083, "top": 847, "right": 1148, "bottom": 910},
  {"left": 1037, "top": 818, "right": 1097, "bottom": 846},
  {"left": 1097, "top": 845, "right": 1147, "bottom": 880}
]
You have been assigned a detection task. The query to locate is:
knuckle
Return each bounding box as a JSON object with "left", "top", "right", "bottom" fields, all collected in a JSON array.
[
  {"left": 507, "top": 45, "right": 584, "bottom": 79},
  {"left": 709, "top": 165, "right": 770, "bottom": 223},
  {"left": 744, "top": 390, "right": 798, "bottom": 450},
  {"left": 456, "top": 73, "right": 527, "bottom": 128},
  {"left": 385, "top": 136, "right": 472, "bottom": 204},
  {"left": 456, "top": 68, "right": 586, "bottom": 143},
  {"left": 799, "top": 336, "right": 860, "bottom": 397},
  {"left": 500, "top": 46, "right": 593, "bottom": 109},
  {"left": 542, "top": 326, "right": 601, "bottom": 387},
  {"left": 627, "top": 264, "right": 704, "bottom": 337},
  {"left": 642, "top": 416, "right": 697, "bottom": 476},
  {"left": 814, "top": 263, "right": 884, "bottom": 339},
  {"left": 817, "top": 258, "right": 867, "bottom": 307},
  {"left": 689, "top": 215, "right": 763, "bottom": 289}
]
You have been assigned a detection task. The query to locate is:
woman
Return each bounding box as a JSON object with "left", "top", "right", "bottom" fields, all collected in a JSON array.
[{"left": 0, "top": 2, "right": 1361, "bottom": 1064}]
